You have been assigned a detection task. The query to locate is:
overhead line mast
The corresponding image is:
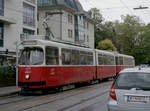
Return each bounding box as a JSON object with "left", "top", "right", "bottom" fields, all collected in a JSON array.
[{"left": 133, "top": 6, "right": 148, "bottom": 10}]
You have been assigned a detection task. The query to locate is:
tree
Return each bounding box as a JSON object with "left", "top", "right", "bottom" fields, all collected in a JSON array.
[
  {"left": 88, "top": 8, "right": 104, "bottom": 23},
  {"left": 96, "top": 39, "right": 117, "bottom": 51},
  {"left": 135, "top": 23, "right": 150, "bottom": 64},
  {"left": 114, "top": 15, "right": 145, "bottom": 54},
  {"left": 95, "top": 21, "right": 117, "bottom": 48},
  {"left": 88, "top": 8, "right": 105, "bottom": 48}
]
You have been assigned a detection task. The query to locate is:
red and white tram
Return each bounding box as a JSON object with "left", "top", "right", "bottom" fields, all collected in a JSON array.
[{"left": 18, "top": 39, "right": 135, "bottom": 92}]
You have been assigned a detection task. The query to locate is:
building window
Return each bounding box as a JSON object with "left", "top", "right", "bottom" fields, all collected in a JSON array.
[
  {"left": 87, "top": 35, "right": 89, "bottom": 42},
  {"left": 0, "top": 0, "right": 4, "bottom": 16},
  {"left": 23, "top": 3, "right": 35, "bottom": 27},
  {"left": 0, "top": 23, "right": 4, "bottom": 47},
  {"left": 84, "top": 34, "right": 86, "bottom": 42},
  {"left": 87, "top": 23, "right": 89, "bottom": 30},
  {"left": 52, "top": 0, "right": 57, "bottom": 5},
  {"left": 68, "top": 29, "right": 73, "bottom": 38},
  {"left": 23, "top": 28, "right": 34, "bottom": 35},
  {"left": 68, "top": 14, "right": 73, "bottom": 24},
  {"left": 83, "top": 21, "right": 86, "bottom": 29}
]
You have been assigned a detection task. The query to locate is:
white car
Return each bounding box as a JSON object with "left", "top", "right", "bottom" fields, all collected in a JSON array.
[{"left": 107, "top": 67, "right": 150, "bottom": 111}]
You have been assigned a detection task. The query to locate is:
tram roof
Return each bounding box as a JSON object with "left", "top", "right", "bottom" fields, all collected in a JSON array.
[
  {"left": 20, "top": 39, "right": 134, "bottom": 59},
  {"left": 95, "top": 49, "right": 115, "bottom": 56},
  {"left": 21, "top": 39, "right": 94, "bottom": 52},
  {"left": 117, "top": 53, "right": 134, "bottom": 59}
]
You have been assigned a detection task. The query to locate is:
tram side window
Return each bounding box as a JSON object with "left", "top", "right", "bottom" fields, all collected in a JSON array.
[
  {"left": 102, "top": 54, "right": 115, "bottom": 65},
  {"left": 124, "top": 58, "right": 127, "bottom": 65},
  {"left": 80, "top": 51, "right": 88, "bottom": 65},
  {"left": 128, "top": 58, "right": 134, "bottom": 66},
  {"left": 71, "top": 50, "right": 79, "bottom": 65},
  {"left": 46, "top": 46, "right": 59, "bottom": 65},
  {"left": 62, "top": 49, "right": 71, "bottom": 65},
  {"left": 98, "top": 54, "right": 103, "bottom": 65},
  {"left": 123, "top": 57, "right": 135, "bottom": 66},
  {"left": 103, "top": 54, "right": 108, "bottom": 65},
  {"left": 132, "top": 59, "right": 135, "bottom": 66},
  {"left": 109, "top": 55, "right": 115, "bottom": 65},
  {"left": 88, "top": 52, "right": 93, "bottom": 65}
]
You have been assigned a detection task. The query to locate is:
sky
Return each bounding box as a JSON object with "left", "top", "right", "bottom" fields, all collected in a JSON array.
[{"left": 79, "top": 0, "right": 150, "bottom": 24}]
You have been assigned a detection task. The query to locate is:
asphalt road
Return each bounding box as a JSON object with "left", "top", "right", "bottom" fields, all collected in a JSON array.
[{"left": 0, "top": 80, "right": 112, "bottom": 111}]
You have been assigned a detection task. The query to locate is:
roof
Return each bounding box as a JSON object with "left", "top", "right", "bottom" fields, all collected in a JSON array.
[
  {"left": 38, "top": 0, "right": 83, "bottom": 12},
  {"left": 120, "top": 67, "right": 150, "bottom": 73},
  {"left": 37, "top": 0, "right": 95, "bottom": 24}
]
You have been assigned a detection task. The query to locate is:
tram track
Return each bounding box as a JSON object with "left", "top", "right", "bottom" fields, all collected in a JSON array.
[
  {"left": 19, "top": 81, "right": 112, "bottom": 111},
  {"left": 57, "top": 90, "right": 108, "bottom": 111},
  {"left": 0, "top": 81, "right": 112, "bottom": 111},
  {"left": 0, "top": 94, "right": 35, "bottom": 106}
]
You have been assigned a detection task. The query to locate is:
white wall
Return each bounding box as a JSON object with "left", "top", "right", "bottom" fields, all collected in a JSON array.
[
  {"left": 38, "top": 7, "right": 95, "bottom": 48},
  {"left": 88, "top": 22, "right": 95, "bottom": 49},
  {"left": 38, "top": 9, "right": 75, "bottom": 42},
  {"left": 0, "top": 0, "right": 37, "bottom": 52},
  {"left": 38, "top": 9, "right": 61, "bottom": 39},
  {"left": 3, "top": 0, "right": 23, "bottom": 52},
  {"left": 61, "top": 10, "right": 74, "bottom": 42}
]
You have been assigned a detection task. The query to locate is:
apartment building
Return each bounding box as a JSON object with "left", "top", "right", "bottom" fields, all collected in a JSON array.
[
  {"left": 38, "top": 0, "right": 95, "bottom": 48},
  {"left": 0, "top": 0, "right": 37, "bottom": 65}
]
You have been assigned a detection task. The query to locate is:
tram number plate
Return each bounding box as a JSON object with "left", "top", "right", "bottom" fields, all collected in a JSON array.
[{"left": 127, "top": 96, "right": 149, "bottom": 104}]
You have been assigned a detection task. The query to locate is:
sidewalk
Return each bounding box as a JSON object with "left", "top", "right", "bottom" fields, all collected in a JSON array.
[{"left": 0, "top": 86, "right": 20, "bottom": 97}]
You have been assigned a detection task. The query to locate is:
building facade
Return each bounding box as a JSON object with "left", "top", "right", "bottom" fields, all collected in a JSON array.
[
  {"left": 0, "top": 0, "right": 37, "bottom": 65},
  {"left": 37, "top": 0, "right": 95, "bottom": 48}
]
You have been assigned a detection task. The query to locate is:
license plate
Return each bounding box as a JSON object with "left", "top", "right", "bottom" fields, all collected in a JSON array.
[{"left": 127, "top": 96, "right": 149, "bottom": 104}]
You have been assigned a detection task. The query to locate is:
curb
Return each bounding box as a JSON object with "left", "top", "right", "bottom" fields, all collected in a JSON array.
[{"left": 0, "top": 91, "right": 20, "bottom": 97}]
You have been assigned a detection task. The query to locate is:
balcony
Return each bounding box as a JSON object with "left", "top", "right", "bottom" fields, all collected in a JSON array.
[
  {"left": 0, "top": 16, "right": 17, "bottom": 24},
  {"left": 25, "top": 0, "right": 36, "bottom": 4}
]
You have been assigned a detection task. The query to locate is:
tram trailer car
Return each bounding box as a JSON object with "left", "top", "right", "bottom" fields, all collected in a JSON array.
[
  {"left": 18, "top": 39, "right": 135, "bottom": 91},
  {"left": 115, "top": 54, "right": 135, "bottom": 74},
  {"left": 95, "top": 50, "right": 116, "bottom": 80}
]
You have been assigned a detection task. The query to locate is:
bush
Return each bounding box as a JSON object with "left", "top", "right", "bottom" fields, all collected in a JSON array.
[{"left": 0, "top": 66, "right": 16, "bottom": 79}]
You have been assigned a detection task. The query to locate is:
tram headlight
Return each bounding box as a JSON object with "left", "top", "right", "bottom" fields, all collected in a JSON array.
[{"left": 25, "top": 74, "right": 30, "bottom": 80}]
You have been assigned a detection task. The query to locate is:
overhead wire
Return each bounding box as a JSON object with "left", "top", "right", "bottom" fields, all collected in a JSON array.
[
  {"left": 81, "top": 0, "right": 114, "bottom": 21},
  {"left": 119, "top": 0, "right": 135, "bottom": 15}
]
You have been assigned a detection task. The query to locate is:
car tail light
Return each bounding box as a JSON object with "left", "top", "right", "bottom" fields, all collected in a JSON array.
[{"left": 109, "top": 85, "right": 117, "bottom": 101}]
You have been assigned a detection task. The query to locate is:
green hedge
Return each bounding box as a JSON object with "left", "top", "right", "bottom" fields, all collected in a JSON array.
[{"left": 0, "top": 66, "right": 16, "bottom": 79}]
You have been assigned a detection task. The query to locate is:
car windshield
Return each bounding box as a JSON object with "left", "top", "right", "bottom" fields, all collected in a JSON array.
[
  {"left": 114, "top": 73, "right": 150, "bottom": 90},
  {"left": 19, "top": 47, "right": 44, "bottom": 65}
]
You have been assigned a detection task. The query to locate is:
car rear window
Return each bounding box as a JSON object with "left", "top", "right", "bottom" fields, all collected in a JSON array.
[{"left": 114, "top": 72, "right": 150, "bottom": 90}]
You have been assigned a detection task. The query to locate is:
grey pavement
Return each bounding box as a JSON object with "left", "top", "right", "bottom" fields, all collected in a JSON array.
[
  {"left": 0, "top": 81, "right": 112, "bottom": 111},
  {"left": 0, "top": 86, "right": 20, "bottom": 97}
]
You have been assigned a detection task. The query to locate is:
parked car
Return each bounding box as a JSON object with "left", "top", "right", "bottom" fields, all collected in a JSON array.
[{"left": 107, "top": 67, "right": 150, "bottom": 111}]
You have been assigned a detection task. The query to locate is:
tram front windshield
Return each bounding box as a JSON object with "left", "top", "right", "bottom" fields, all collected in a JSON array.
[{"left": 19, "top": 47, "right": 44, "bottom": 65}]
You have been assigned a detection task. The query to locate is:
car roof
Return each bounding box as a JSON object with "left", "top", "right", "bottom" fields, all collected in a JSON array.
[{"left": 119, "top": 67, "right": 150, "bottom": 74}]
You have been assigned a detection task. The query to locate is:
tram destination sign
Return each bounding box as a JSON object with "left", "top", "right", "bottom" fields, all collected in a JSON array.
[{"left": 22, "top": 41, "right": 37, "bottom": 46}]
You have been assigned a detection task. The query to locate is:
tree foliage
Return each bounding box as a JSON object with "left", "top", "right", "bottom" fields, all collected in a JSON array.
[
  {"left": 114, "top": 15, "right": 146, "bottom": 64},
  {"left": 95, "top": 21, "right": 117, "bottom": 48},
  {"left": 88, "top": 7, "right": 150, "bottom": 65},
  {"left": 96, "top": 39, "right": 117, "bottom": 51},
  {"left": 88, "top": 8, "right": 104, "bottom": 23}
]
